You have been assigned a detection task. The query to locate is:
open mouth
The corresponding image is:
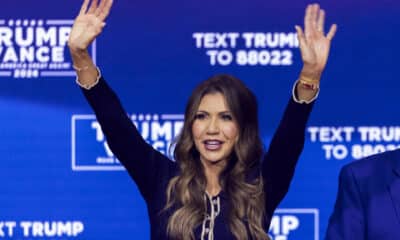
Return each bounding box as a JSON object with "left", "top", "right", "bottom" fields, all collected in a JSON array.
[{"left": 203, "top": 140, "right": 223, "bottom": 150}]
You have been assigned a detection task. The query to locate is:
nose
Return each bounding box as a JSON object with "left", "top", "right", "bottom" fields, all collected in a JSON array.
[{"left": 206, "top": 118, "right": 219, "bottom": 134}]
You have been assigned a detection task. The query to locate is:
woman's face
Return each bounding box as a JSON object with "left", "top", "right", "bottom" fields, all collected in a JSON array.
[{"left": 192, "top": 92, "right": 239, "bottom": 168}]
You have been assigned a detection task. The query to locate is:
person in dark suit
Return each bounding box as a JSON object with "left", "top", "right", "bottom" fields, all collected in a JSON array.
[{"left": 326, "top": 149, "right": 400, "bottom": 239}]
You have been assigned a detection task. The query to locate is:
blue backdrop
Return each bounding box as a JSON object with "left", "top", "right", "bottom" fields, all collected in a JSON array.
[{"left": 1, "top": 0, "right": 399, "bottom": 239}]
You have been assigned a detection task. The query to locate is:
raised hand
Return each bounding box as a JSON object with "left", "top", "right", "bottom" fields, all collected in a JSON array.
[
  {"left": 295, "top": 4, "right": 337, "bottom": 80},
  {"left": 68, "top": 0, "right": 114, "bottom": 88},
  {"left": 68, "top": 0, "right": 113, "bottom": 52}
]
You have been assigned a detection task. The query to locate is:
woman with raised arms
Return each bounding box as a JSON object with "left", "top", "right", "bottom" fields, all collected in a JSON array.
[{"left": 68, "top": 1, "right": 336, "bottom": 239}]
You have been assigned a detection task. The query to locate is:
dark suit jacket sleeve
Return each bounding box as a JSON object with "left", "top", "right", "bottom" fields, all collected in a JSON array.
[
  {"left": 81, "top": 77, "right": 174, "bottom": 202},
  {"left": 262, "top": 97, "right": 314, "bottom": 216},
  {"left": 325, "top": 165, "right": 365, "bottom": 240}
]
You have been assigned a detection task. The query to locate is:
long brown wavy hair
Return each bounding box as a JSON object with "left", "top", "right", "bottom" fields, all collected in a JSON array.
[{"left": 165, "top": 74, "right": 268, "bottom": 239}]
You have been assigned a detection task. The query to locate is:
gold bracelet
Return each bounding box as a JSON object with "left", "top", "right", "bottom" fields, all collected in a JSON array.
[
  {"left": 73, "top": 64, "right": 92, "bottom": 72},
  {"left": 299, "top": 75, "right": 320, "bottom": 90}
]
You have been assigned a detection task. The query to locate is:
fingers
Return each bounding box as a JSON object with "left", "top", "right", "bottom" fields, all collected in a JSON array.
[
  {"left": 95, "top": 0, "right": 107, "bottom": 16},
  {"left": 326, "top": 24, "right": 337, "bottom": 41},
  {"left": 304, "top": 3, "right": 336, "bottom": 39},
  {"left": 317, "top": 9, "right": 325, "bottom": 33},
  {"left": 304, "top": 5, "right": 312, "bottom": 38},
  {"left": 304, "top": 4, "right": 320, "bottom": 38},
  {"left": 79, "top": 0, "right": 91, "bottom": 15},
  {"left": 87, "top": 0, "right": 98, "bottom": 14},
  {"left": 98, "top": 0, "right": 114, "bottom": 21},
  {"left": 310, "top": 4, "right": 319, "bottom": 30},
  {"left": 78, "top": 0, "right": 113, "bottom": 22}
]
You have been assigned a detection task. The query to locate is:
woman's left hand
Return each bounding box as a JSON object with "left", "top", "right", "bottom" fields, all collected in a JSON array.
[{"left": 296, "top": 3, "right": 337, "bottom": 80}]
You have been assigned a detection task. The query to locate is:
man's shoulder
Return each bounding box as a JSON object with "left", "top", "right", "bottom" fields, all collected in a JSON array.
[{"left": 342, "top": 149, "right": 400, "bottom": 180}]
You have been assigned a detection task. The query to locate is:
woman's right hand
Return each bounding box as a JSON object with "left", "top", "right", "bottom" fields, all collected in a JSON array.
[
  {"left": 68, "top": 0, "right": 113, "bottom": 87},
  {"left": 68, "top": 0, "right": 113, "bottom": 52}
]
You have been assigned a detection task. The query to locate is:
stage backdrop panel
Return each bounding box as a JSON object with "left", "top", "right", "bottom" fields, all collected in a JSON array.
[{"left": 0, "top": 0, "right": 399, "bottom": 239}]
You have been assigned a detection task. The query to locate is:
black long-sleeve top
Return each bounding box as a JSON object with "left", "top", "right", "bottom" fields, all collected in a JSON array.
[{"left": 82, "top": 77, "right": 314, "bottom": 239}]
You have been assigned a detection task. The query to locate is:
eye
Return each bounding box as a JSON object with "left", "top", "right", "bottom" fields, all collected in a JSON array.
[
  {"left": 221, "top": 113, "right": 233, "bottom": 121},
  {"left": 194, "top": 112, "right": 206, "bottom": 120}
]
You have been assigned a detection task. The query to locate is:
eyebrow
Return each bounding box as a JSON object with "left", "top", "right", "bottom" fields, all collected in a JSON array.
[{"left": 196, "top": 110, "right": 232, "bottom": 114}]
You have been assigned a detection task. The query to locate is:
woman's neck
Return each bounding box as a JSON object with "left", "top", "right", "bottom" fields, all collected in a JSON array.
[{"left": 202, "top": 159, "right": 227, "bottom": 196}]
